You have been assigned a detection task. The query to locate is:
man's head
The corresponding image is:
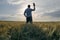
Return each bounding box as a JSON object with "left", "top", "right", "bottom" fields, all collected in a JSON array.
[{"left": 28, "top": 5, "right": 30, "bottom": 8}]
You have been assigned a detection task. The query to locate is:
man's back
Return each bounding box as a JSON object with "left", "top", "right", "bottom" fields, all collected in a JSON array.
[{"left": 24, "top": 8, "right": 33, "bottom": 17}]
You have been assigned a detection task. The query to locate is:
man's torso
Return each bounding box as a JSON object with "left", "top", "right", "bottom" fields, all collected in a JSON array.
[{"left": 25, "top": 8, "right": 32, "bottom": 17}]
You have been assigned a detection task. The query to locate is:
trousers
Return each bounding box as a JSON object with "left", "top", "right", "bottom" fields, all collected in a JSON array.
[{"left": 26, "top": 16, "right": 32, "bottom": 23}]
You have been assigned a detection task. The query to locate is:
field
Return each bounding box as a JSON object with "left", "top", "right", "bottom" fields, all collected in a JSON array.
[{"left": 0, "top": 21, "right": 60, "bottom": 40}]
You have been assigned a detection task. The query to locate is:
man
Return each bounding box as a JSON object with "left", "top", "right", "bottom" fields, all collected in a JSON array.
[{"left": 24, "top": 3, "right": 35, "bottom": 23}]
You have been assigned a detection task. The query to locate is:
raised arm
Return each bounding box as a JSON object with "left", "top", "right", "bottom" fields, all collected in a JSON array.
[{"left": 32, "top": 3, "right": 35, "bottom": 11}]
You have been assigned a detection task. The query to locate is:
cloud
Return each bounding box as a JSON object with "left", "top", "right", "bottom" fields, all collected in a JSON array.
[
  {"left": 0, "top": 0, "right": 7, "bottom": 4},
  {"left": 35, "top": 9, "right": 60, "bottom": 21},
  {"left": 7, "top": 0, "right": 25, "bottom": 5},
  {"left": 42, "top": 10, "right": 60, "bottom": 18},
  {"left": 0, "top": 14, "right": 25, "bottom": 21}
]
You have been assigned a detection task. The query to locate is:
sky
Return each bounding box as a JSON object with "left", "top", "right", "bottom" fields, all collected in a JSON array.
[{"left": 0, "top": 0, "right": 60, "bottom": 21}]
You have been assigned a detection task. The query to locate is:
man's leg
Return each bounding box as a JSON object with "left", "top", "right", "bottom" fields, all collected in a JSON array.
[
  {"left": 29, "top": 16, "right": 32, "bottom": 24},
  {"left": 26, "top": 17, "right": 29, "bottom": 23}
]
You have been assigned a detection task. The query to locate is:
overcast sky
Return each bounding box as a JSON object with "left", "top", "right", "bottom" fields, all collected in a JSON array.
[{"left": 0, "top": 0, "right": 60, "bottom": 21}]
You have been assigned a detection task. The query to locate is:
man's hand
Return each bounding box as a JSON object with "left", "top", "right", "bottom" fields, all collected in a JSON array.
[{"left": 33, "top": 3, "right": 35, "bottom": 6}]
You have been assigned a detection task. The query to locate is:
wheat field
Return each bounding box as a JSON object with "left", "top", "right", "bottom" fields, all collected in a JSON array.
[{"left": 0, "top": 21, "right": 60, "bottom": 40}]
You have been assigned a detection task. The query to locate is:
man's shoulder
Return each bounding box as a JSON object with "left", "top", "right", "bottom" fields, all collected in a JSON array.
[
  {"left": 25, "top": 8, "right": 33, "bottom": 12},
  {"left": 26, "top": 8, "right": 32, "bottom": 10}
]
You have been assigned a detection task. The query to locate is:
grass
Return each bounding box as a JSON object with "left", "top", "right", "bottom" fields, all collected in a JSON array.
[{"left": 0, "top": 21, "right": 60, "bottom": 40}]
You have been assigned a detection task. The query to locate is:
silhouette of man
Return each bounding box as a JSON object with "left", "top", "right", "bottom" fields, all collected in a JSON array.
[{"left": 24, "top": 3, "right": 35, "bottom": 23}]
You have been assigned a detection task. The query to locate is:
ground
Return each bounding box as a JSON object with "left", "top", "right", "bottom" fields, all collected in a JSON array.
[{"left": 0, "top": 21, "right": 60, "bottom": 40}]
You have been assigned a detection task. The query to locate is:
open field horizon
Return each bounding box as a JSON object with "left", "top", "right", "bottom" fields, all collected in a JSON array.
[
  {"left": 0, "top": 20, "right": 60, "bottom": 22},
  {"left": 0, "top": 21, "right": 60, "bottom": 40}
]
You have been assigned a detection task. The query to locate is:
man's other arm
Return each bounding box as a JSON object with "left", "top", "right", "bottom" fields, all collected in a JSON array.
[{"left": 24, "top": 10, "right": 26, "bottom": 17}]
